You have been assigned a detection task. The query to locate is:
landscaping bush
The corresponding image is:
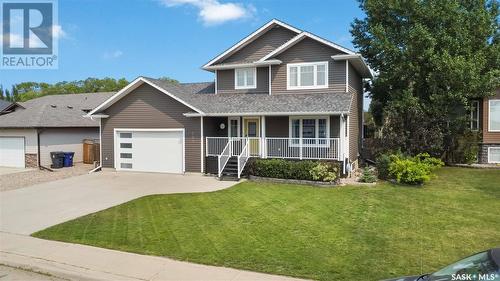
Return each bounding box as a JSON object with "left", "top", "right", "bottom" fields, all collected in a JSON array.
[
  {"left": 249, "top": 159, "right": 339, "bottom": 182},
  {"left": 388, "top": 153, "right": 444, "bottom": 185},
  {"left": 310, "top": 162, "right": 339, "bottom": 182},
  {"left": 359, "top": 167, "right": 377, "bottom": 183},
  {"left": 375, "top": 152, "right": 394, "bottom": 180}
]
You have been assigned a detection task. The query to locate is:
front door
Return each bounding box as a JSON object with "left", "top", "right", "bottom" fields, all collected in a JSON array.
[{"left": 243, "top": 118, "right": 260, "bottom": 156}]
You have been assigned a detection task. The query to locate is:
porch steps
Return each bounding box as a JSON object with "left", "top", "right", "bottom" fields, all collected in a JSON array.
[{"left": 219, "top": 157, "right": 239, "bottom": 181}]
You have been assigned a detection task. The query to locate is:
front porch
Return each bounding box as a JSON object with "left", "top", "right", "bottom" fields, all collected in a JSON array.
[{"left": 202, "top": 115, "right": 349, "bottom": 178}]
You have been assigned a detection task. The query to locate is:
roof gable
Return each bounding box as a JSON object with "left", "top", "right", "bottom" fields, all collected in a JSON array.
[
  {"left": 202, "top": 19, "right": 301, "bottom": 69},
  {"left": 87, "top": 77, "right": 205, "bottom": 117},
  {"left": 259, "top": 32, "right": 355, "bottom": 62}
]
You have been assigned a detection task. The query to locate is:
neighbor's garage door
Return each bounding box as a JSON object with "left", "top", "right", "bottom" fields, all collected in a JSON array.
[
  {"left": 0, "top": 137, "right": 25, "bottom": 168},
  {"left": 115, "top": 130, "right": 183, "bottom": 173}
]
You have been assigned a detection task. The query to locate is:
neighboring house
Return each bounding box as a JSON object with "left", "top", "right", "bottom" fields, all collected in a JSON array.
[
  {"left": 0, "top": 92, "right": 114, "bottom": 168},
  {"left": 0, "top": 99, "right": 22, "bottom": 115},
  {"left": 473, "top": 88, "right": 500, "bottom": 164},
  {"left": 86, "top": 19, "right": 372, "bottom": 177}
]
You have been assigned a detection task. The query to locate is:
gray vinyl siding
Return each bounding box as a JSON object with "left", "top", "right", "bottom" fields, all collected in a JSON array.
[
  {"left": 39, "top": 128, "right": 98, "bottom": 166},
  {"left": 221, "top": 26, "right": 298, "bottom": 64},
  {"left": 347, "top": 62, "right": 363, "bottom": 161},
  {"left": 101, "top": 84, "right": 201, "bottom": 172},
  {"left": 271, "top": 38, "right": 346, "bottom": 94},
  {"left": 217, "top": 67, "right": 269, "bottom": 94}
]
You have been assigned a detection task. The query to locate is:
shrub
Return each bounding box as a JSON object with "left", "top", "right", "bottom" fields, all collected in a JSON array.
[
  {"left": 387, "top": 153, "right": 444, "bottom": 185},
  {"left": 249, "top": 159, "right": 339, "bottom": 182},
  {"left": 359, "top": 167, "right": 377, "bottom": 183},
  {"left": 310, "top": 162, "right": 339, "bottom": 182},
  {"left": 375, "top": 152, "right": 394, "bottom": 180}
]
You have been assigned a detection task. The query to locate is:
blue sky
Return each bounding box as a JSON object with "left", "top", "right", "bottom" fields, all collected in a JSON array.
[{"left": 1, "top": 0, "right": 365, "bottom": 90}]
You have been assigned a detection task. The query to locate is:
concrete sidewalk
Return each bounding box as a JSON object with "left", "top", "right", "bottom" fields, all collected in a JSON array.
[{"left": 0, "top": 232, "right": 305, "bottom": 281}]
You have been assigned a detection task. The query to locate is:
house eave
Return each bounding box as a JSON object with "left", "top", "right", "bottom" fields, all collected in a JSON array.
[
  {"left": 202, "top": 59, "right": 282, "bottom": 71},
  {"left": 183, "top": 111, "right": 349, "bottom": 117},
  {"left": 331, "top": 54, "right": 374, "bottom": 79}
]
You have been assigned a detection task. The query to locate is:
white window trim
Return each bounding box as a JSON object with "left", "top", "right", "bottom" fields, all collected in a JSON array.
[
  {"left": 488, "top": 99, "right": 500, "bottom": 132},
  {"left": 470, "top": 100, "right": 480, "bottom": 131},
  {"left": 286, "top": 61, "right": 329, "bottom": 90},
  {"left": 228, "top": 117, "right": 240, "bottom": 137},
  {"left": 235, "top": 68, "right": 257, "bottom": 90},
  {"left": 288, "top": 116, "right": 330, "bottom": 147},
  {"left": 488, "top": 147, "right": 500, "bottom": 163}
]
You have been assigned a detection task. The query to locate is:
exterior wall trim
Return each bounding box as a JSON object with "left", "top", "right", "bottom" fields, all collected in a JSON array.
[
  {"left": 113, "top": 128, "right": 186, "bottom": 173},
  {"left": 184, "top": 111, "right": 349, "bottom": 117},
  {"left": 488, "top": 99, "right": 500, "bottom": 132}
]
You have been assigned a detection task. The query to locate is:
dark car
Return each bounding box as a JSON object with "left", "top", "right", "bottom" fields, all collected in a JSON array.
[{"left": 383, "top": 248, "right": 500, "bottom": 281}]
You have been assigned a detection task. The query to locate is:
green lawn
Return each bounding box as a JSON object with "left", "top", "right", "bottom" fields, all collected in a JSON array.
[{"left": 33, "top": 167, "right": 500, "bottom": 281}]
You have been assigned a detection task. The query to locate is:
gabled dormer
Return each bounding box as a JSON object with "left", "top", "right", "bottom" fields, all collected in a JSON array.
[{"left": 202, "top": 19, "right": 372, "bottom": 95}]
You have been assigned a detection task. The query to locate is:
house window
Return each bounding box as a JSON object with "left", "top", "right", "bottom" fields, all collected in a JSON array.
[
  {"left": 470, "top": 100, "right": 480, "bottom": 131},
  {"left": 289, "top": 116, "right": 329, "bottom": 146},
  {"left": 287, "top": 62, "right": 328, "bottom": 90},
  {"left": 489, "top": 100, "right": 500, "bottom": 132},
  {"left": 235, "top": 68, "right": 256, "bottom": 89},
  {"left": 228, "top": 117, "right": 240, "bottom": 137},
  {"left": 488, "top": 147, "right": 500, "bottom": 163}
]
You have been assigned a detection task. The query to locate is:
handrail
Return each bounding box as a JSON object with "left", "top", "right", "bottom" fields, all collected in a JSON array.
[
  {"left": 237, "top": 138, "right": 250, "bottom": 179},
  {"left": 217, "top": 141, "right": 231, "bottom": 178}
]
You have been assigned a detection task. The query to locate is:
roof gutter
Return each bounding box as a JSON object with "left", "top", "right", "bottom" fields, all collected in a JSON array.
[
  {"left": 183, "top": 111, "right": 349, "bottom": 117},
  {"left": 202, "top": 59, "right": 282, "bottom": 71},
  {"left": 83, "top": 114, "right": 109, "bottom": 119}
]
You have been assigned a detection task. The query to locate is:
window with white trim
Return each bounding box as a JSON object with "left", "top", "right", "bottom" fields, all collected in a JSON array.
[
  {"left": 470, "top": 100, "right": 480, "bottom": 131},
  {"left": 287, "top": 62, "right": 328, "bottom": 90},
  {"left": 489, "top": 100, "right": 500, "bottom": 132},
  {"left": 488, "top": 147, "right": 500, "bottom": 163},
  {"left": 235, "top": 68, "right": 256, "bottom": 89},
  {"left": 228, "top": 117, "right": 240, "bottom": 137},
  {"left": 289, "top": 117, "right": 329, "bottom": 146}
]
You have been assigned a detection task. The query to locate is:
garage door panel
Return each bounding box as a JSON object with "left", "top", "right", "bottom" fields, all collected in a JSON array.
[
  {"left": 0, "top": 137, "right": 25, "bottom": 168},
  {"left": 116, "top": 130, "right": 183, "bottom": 174}
]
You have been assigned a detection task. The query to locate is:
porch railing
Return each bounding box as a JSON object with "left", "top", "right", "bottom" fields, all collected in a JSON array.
[
  {"left": 217, "top": 141, "right": 231, "bottom": 178},
  {"left": 207, "top": 137, "right": 340, "bottom": 160},
  {"left": 237, "top": 139, "right": 250, "bottom": 179}
]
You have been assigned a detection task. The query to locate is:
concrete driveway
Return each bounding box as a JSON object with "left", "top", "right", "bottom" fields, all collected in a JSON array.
[
  {"left": 0, "top": 171, "right": 236, "bottom": 235},
  {"left": 0, "top": 167, "right": 34, "bottom": 176}
]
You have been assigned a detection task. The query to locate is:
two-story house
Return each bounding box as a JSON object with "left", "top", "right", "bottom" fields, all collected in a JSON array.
[{"left": 86, "top": 19, "right": 372, "bottom": 178}]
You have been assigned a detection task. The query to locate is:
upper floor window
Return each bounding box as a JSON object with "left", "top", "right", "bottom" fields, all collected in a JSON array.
[
  {"left": 489, "top": 99, "right": 500, "bottom": 132},
  {"left": 287, "top": 61, "right": 328, "bottom": 90},
  {"left": 235, "top": 68, "right": 256, "bottom": 89},
  {"left": 470, "top": 100, "right": 480, "bottom": 131}
]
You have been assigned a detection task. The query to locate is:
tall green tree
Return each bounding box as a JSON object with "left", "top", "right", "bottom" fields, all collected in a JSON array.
[
  {"left": 4, "top": 89, "right": 11, "bottom": 102},
  {"left": 0, "top": 85, "right": 4, "bottom": 100},
  {"left": 351, "top": 0, "right": 500, "bottom": 157}
]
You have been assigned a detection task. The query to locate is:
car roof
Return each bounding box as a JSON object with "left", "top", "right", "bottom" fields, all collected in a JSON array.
[{"left": 490, "top": 248, "right": 500, "bottom": 267}]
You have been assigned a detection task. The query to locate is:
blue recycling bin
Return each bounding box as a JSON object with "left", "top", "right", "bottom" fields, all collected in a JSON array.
[{"left": 63, "top": 152, "right": 75, "bottom": 167}]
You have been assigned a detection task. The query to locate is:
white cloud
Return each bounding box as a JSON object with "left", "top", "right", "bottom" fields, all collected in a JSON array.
[
  {"left": 159, "top": 0, "right": 255, "bottom": 26},
  {"left": 52, "top": 24, "right": 66, "bottom": 39},
  {"left": 103, "top": 50, "right": 123, "bottom": 59},
  {"left": 0, "top": 24, "right": 66, "bottom": 48}
]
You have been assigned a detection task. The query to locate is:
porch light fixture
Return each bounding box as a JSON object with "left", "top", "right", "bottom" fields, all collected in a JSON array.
[{"left": 219, "top": 123, "right": 226, "bottom": 130}]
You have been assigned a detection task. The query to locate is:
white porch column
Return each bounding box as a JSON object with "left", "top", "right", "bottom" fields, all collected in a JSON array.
[
  {"left": 200, "top": 116, "right": 204, "bottom": 173},
  {"left": 339, "top": 114, "right": 346, "bottom": 174},
  {"left": 261, "top": 116, "right": 266, "bottom": 158}
]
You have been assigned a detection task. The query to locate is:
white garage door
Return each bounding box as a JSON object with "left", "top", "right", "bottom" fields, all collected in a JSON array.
[
  {"left": 115, "top": 130, "right": 184, "bottom": 173},
  {"left": 0, "top": 137, "right": 25, "bottom": 168}
]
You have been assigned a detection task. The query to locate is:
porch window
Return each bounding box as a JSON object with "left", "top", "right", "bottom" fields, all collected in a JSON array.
[
  {"left": 289, "top": 116, "right": 330, "bottom": 146},
  {"left": 470, "top": 100, "right": 479, "bottom": 131},
  {"left": 235, "top": 68, "right": 256, "bottom": 89},
  {"left": 489, "top": 100, "right": 500, "bottom": 132},
  {"left": 287, "top": 62, "right": 328, "bottom": 90}
]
